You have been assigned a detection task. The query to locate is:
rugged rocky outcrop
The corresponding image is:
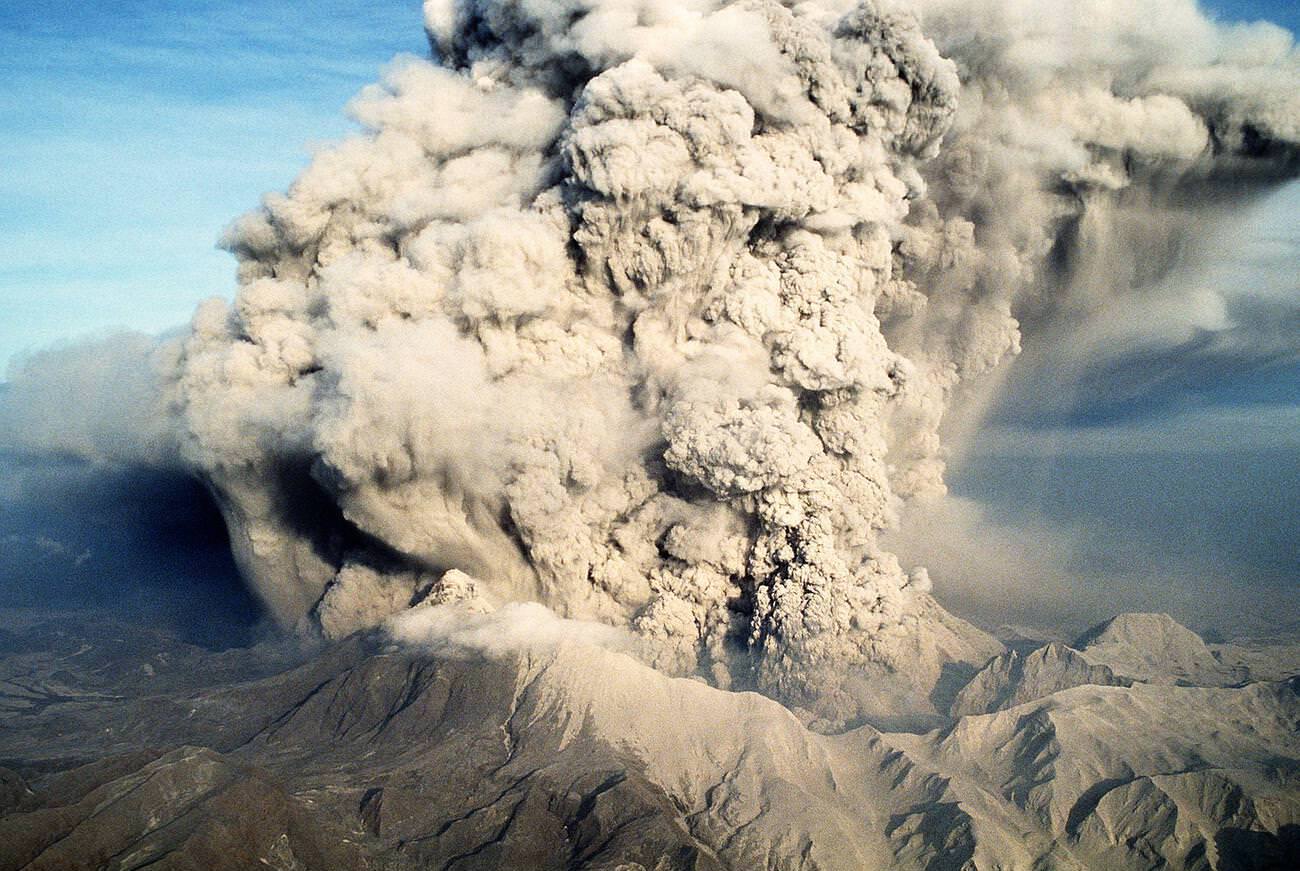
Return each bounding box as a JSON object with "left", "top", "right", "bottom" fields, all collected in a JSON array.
[
  {"left": 949, "top": 643, "right": 1130, "bottom": 718},
  {"left": 1073, "top": 613, "right": 1242, "bottom": 686}
]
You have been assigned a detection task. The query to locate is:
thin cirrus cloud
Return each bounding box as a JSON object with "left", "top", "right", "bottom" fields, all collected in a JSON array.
[
  {"left": 968, "top": 180, "right": 1300, "bottom": 437},
  {"left": 968, "top": 403, "right": 1300, "bottom": 457}
]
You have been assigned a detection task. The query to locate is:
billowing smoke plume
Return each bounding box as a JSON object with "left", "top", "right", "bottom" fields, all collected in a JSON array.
[{"left": 155, "top": 0, "right": 1298, "bottom": 719}]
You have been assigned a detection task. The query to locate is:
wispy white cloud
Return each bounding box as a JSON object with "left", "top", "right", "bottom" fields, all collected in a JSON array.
[
  {"left": 967, "top": 402, "right": 1300, "bottom": 456},
  {"left": 385, "top": 602, "right": 633, "bottom": 659}
]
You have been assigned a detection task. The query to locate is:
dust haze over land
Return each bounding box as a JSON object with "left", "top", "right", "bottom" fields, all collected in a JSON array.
[{"left": 0, "top": 0, "right": 1298, "bottom": 724}]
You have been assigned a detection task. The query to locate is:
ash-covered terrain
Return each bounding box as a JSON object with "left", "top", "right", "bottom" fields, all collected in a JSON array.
[
  {"left": 0, "top": 609, "right": 1297, "bottom": 870},
  {"left": 2, "top": 0, "right": 1299, "bottom": 866}
]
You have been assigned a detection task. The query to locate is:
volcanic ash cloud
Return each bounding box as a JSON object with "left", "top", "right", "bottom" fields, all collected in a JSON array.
[{"left": 161, "top": 0, "right": 1300, "bottom": 720}]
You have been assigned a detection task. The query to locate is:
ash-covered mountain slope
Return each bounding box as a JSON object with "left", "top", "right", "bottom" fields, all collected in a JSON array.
[
  {"left": 948, "top": 642, "right": 1131, "bottom": 718},
  {"left": 1, "top": 610, "right": 1297, "bottom": 871},
  {"left": 948, "top": 611, "right": 1283, "bottom": 718},
  {"left": 1074, "top": 612, "right": 1243, "bottom": 687},
  {"left": 1210, "top": 624, "right": 1300, "bottom": 683}
]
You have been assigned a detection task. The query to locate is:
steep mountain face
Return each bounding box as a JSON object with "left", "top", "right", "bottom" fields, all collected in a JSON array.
[
  {"left": 948, "top": 643, "right": 1130, "bottom": 718},
  {"left": 949, "top": 615, "right": 1300, "bottom": 720},
  {"left": 899, "top": 680, "right": 1300, "bottom": 868},
  {"left": 1, "top": 611, "right": 1296, "bottom": 871},
  {"left": 1073, "top": 613, "right": 1242, "bottom": 686}
]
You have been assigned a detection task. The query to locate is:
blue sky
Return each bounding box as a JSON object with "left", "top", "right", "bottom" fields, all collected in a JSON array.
[
  {"left": 0, "top": 1, "right": 425, "bottom": 368},
  {"left": 1208, "top": 0, "right": 1300, "bottom": 32}
]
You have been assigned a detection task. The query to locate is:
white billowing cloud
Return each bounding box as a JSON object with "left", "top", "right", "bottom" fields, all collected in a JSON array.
[
  {"left": 5, "top": 0, "right": 1297, "bottom": 723},
  {"left": 385, "top": 600, "right": 632, "bottom": 658},
  {"left": 169, "top": 0, "right": 976, "bottom": 722},
  {"left": 164, "top": 0, "right": 1299, "bottom": 722}
]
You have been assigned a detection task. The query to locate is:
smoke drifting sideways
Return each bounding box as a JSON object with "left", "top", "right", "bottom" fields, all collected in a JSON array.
[
  {"left": 0, "top": 337, "right": 262, "bottom": 648},
  {"left": 2, "top": 0, "right": 1298, "bottom": 720}
]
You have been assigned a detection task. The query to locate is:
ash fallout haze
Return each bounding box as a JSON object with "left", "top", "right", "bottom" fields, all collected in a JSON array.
[{"left": 0, "top": 1, "right": 1298, "bottom": 870}]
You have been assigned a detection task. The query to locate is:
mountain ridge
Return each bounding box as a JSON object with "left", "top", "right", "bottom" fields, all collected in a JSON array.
[{"left": 1, "top": 609, "right": 1296, "bottom": 869}]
